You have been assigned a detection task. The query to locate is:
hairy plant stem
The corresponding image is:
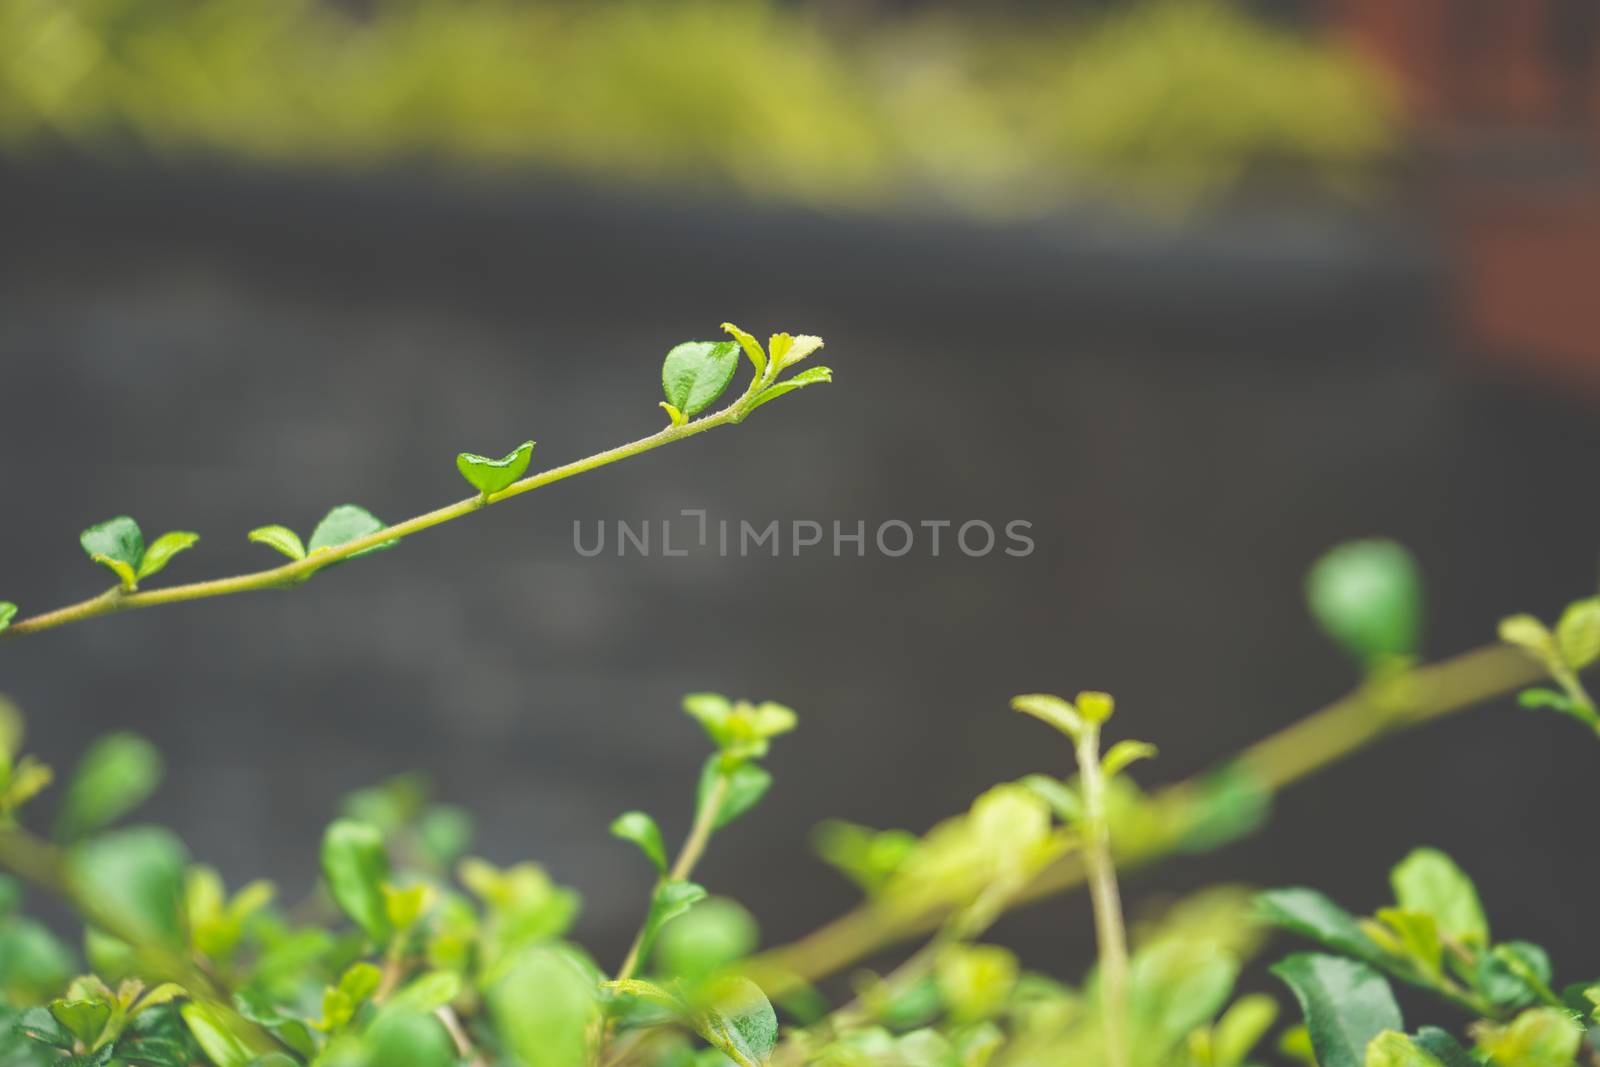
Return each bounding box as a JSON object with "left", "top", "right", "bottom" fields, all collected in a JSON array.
[
  {"left": 2, "top": 401, "right": 753, "bottom": 640},
  {"left": 1074, "top": 722, "right": 1129, "bottom": 1067},
  {"left": 747, "top": 643, "right": 1546, "bottom": 993}
]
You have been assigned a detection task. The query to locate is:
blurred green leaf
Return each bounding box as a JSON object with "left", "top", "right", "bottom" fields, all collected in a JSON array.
[
  {"left": 69, "top": 827, "right": 188, "bottom": 949},
  {"left": 611, "top": 811, "right": 668, "bottom": 876},
  {"left": 181, "top": 1000, "right": 275, "bottom": 1067},
  {"left": 1476, "top": 941, "right": 1554, "bottom": 1012},
  {"left": 662, "top": 341, "right": 741, "bottom": 419},
  {"left": 247, "top": 526, "right": 306, "bottom": 561},
  {"left": 457, "top": 440, "right": 535, "bottom": 497},
  {"left": 387, "top": 971, "right": 461, "bottom": 1015},
  {"left": 1271, "top": 953, "right": 1402, "bottom": 1067},
  {"left": 0, "top": 602, "right": 16, "bottom": 633},
  {"left": 1555, "top": 597, "right": 1600, "bottom": 670},
  {"left": 55, "top": 732, "right": 163, "bottom": 842},
  {"left": 320, "top": 820, "right": 393, "bottom": 942},
  {"left": 136, "top": 532, "right": 199, "bottom": 581},
  {"left": 16, "top": 1005, "right": 74, "bottom": 1049},
  {"left": 1177, "top": 764, "right": 1272, "bottom": 853},
  {"left": 1499, "top": 615, "right": 1554, "bottom": 660},
  {"left": 488, "top": 946, "right": 599, "bottom": 1067},
  {"left": 417, "top": 804, "right": 474, "bottom": 868},
  {"left": 1210, "top": 994, "right": 1278, "bottom": 1067},
  {"left": 1306, "top": 539, "right": 1422, "bottom": 668},
  {"left": 1390, "top": 848, "right": 1487, "bottom": 946},
  {"left": 361, "top": 1006, "right": 457, "bottom": 1067},
  {"left": 1102, "top": 739, "right": 1157, "bottom": 779},
  {"left": 1411, "top": 1027, "right": 1478, "bottom": 1067},
  {"left": 640, "top": 880, "right": 707, "bottom": 963},
  {"left": 1473, "top": 1007, "right": 1581, "bottom": 1067},
  {"left": 654, "top": 896, "right": 758, "bottom": 980},
  {"left": 308, "top": 506, "right": 398, "bottom": 561}
]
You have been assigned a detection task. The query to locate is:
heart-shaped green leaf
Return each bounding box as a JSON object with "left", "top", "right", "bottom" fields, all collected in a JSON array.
[
  {"left": 82, "top": 516, "right": 144, "bottom": 589},
  {"left": 767, "top": 332, "right": 823, "bottom": 371},
  {"left": 49, "top": 997, "right": 112, "bottom": 1046},
  {"left": 248, "top": 525, "right": 307, "bottom": 561},
  {"left": 457, "top": 440, "right": 535, "bottom": 497},
  {"left": 320, "top": 820, "right": 393, "bottom": 942},
  {"left": 308, "top": 505, "right": 398, "bottom": 562},
  {"left": 137, "top": 531, "right": 199, "bottom": 581},
  {"left": 662, "top": 341, "right": 741, "bottom": 419},
  {"left": 611, "top": 811, "right": 668, "bottom": 875},
  {"left": 54, "top": 732, "right": 163, "bottom": 842},
  {"left": 0, "top": 602, "right": 15, "bottom": 633}
]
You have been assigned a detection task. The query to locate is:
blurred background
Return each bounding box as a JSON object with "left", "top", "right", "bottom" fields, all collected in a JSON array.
[{"left": 2, "top": 0, "right": 1600, "bottom": 991}]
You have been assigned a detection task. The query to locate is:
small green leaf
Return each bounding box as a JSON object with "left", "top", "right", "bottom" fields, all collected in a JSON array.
[
  {"left": 639, "top": 880, "right": 707, "bottom": 963},
  {"left": 0, "top": 602, "right": 16, "bottom": 633},
  {"left": 695, "top": 976, "right": 778, "bottom": 1067},
  {"left": 54, "top": 732, "right": 163, "bottom": 842},
  {"left": 610, "top": 811, "right": 668, "bottom": 875},
  {"left": 488, "top": 946, "right": 599, "bottom": 1067},
  {"left": 1473, "top": 1007, "right": 1581, "bottom": 1067},
  {"left": 387, "top": 971, "right": 462, "bottom": 1015},
  {"left": 456, "top": 440, "right": 535, "bottom": 497},
  {"left": 1390, "top": 848, "right": 1488, "bottom": 946},
  {"left": 767, "top": 333, "right": 823, "bottom": 371},
  {"left": 1256, "top": 889, "right": 1390, "bottom": 966},
  {"left": 68, "top": 826, "right": 188, "bottom": 949},
  {"left": 1101, "top": 740, "right": 1157, "bottom": 779},
  {"left": 136, "top": 532, "right": 199, "bottom": 581},
  {"left": 659, "top": 402, "right": 688, "bottom": 427},
  {"left": 247, "top": 526, "right": 306, "bottom": 561},
  {"left": 698, "top": 759, "right": 773, "bottom": 830},
  {"left": 1499, "top": 614, "right": 1554, "bottom": 659},
  {"left": 721, "top": 323, "right": 767, "bottom": 377},
  {"left": 1010, "top": 693, "right": 1084, "bottom": 740},
  {"left": 1477, "top": 941, "right": 1554, "bottom": 1011},
  {"left": 1373, "top": 908, "right": 1443, "bottom": 978},
  {"left": 1211, "top": 994, "right": 1279, "bottom": 1067},
  {"left": 1365, "top": 1030, "right": 1444, "bottom": 1067},
  {"left": 320, "top": 820, "right": 393, "bottom": 942},
  {"left": 81, "top": 516, "right": 144, "bottom": 579},
  {"left": 1517, "top": 687, "right": 1582, "bottom": 714},
  {"left": 1410, "top": 1027, "right": 1478, "bottom": 1067},
  {"left": 308, "top": 505, "right": 398, "bottom": 561},
  {"left": 1019, "top": 775, "right": 1082, "bottom": 823},
  {"left": 662, "top": 340, "right": 741, "bottom": 419},
  {"left": 1555, "top": 597, "right": 1600, "bottom": 670},
  {"left": 1306, "top": 539, "right": 1422, "bottom": 669},
  {"left": 1272, "top": 953, "right": 1403, "bottom": 1067},
  {"left": 746, "top": 366, "right": 834, "bottom": 414}
]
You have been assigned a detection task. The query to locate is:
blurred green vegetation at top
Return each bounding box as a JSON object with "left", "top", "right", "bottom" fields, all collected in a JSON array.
[{"left": 0, "top": 0, "right": 1398, "bottom": 215}]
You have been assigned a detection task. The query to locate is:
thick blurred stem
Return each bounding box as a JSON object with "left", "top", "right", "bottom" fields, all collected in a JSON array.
[{"left": 748, "top": 642, "right": 1545, "bottom": 992}]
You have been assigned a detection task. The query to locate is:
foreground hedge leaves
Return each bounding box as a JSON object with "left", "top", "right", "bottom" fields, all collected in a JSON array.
[{"left": 319, "top": 820, "right": 392, "bottom": 942}]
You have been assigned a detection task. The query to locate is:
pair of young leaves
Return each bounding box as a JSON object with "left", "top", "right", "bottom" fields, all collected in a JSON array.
[{"left": 660, "top": 322, "right": 831, "bottom": 426}]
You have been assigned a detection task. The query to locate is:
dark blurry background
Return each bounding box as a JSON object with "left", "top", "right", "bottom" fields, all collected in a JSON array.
[{"left": 2, "top": 0, "right": 1599, "bottom": 985}]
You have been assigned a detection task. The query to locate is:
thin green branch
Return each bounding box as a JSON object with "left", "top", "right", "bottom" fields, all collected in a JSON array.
[
  {"left": 1075, "top": 721, "right": 1128, "bottom": 1067},
  {"left": 2, "top": 396, "right": 751, "bottom": 640}
]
